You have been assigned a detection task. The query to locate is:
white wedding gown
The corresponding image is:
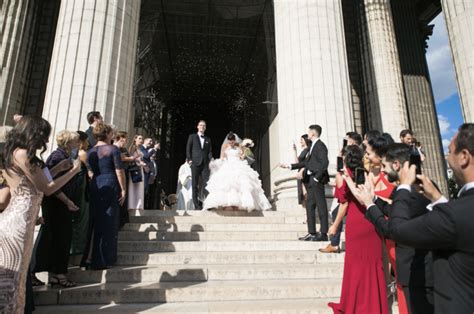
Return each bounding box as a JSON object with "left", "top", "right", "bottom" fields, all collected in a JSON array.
[{"left": 203, "top": 147, "right": 271, "bottom": 211}]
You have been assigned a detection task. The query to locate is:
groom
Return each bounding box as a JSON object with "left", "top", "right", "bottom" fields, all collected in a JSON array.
[{"left": 186, "top": 120, "right": 213, "bottom": 210}]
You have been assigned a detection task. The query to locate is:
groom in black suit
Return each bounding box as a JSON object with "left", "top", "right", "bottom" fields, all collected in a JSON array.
[
  {"left": 186, "top": 120, "right": 213, "bottom": 210},
  {"left": 282, "top": 124, "right": 330, "bottom": 241}
]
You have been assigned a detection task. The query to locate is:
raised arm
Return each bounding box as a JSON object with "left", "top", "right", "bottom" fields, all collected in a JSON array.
[
  {"left": 14, "top": 150, "right": 81, "bottom": 196},
  {"left": 387, "top": 191, "right": 457, "bottom": 250}
]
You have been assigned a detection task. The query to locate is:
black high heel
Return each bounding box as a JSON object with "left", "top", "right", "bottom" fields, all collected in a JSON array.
[{"left": 49, "top": 275, "right": 76, "bottom": 288}]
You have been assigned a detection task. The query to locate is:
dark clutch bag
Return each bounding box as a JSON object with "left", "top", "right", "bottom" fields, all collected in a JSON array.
[{"left": 128, "top": 163, "right": 143, "bottom": 183}]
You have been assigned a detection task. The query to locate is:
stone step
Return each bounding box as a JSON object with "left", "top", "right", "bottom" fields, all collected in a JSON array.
[
  {"left": 131, "top": 209, "right": 307, "bottom": 217},
  {"left": 63, "top": 263, "right": 343, "bottom": 283},
  {"left": 34, "top": 279, "right": 342, "bottom": 305},
  {"left": 34, "top": 298, "right": 340, "bottom": 313},
  {"left": 118, "top": 230, "right": 311, "bottom": 241},
  {"left": 116, "top": 251, "right": 345, "bottom": 266},
  {"left": 129, "top": 215, "right": 307, "bottom": 224},
  {"left": 117, "top": 240, "right": 330, "bottom": 252},
  {"left": 121, "top": 222, "right": 311, "bottom": 232}
]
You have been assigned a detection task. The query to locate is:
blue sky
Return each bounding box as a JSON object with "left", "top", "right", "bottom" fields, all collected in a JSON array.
[{"left": 426, "top": 13, "right": 464, "bottom": 153}]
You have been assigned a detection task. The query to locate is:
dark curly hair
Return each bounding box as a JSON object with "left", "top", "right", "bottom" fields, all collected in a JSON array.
[
  {"left": 3, "top": 116, "right": 51, "bottom": 171},
  {"left": 344, "top": 145, "right": 364, "bottom": 172}
]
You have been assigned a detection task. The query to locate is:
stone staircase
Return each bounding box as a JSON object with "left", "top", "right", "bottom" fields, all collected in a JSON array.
[{"left": 34, "top": 209, "right": 346, "bottom": 313}]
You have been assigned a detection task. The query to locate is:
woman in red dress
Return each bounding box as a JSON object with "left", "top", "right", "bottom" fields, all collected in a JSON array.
[
  {"left": 366, "top": 136, "right": 408, "bottom": 314},
  {"left": 328, "top": 145, "right": 388, "bottom": 314}
]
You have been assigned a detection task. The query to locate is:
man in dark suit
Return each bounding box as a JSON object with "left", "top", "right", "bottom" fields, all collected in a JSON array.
[
  {"left": 84, "top": 111, "right": 103, "bottom": 148},
  {"left": 354, "top": 123, "right": 474, "bottom": 313},
  {"left": 140, "top": 138, "right": 157, "bottom": 207},
  {"left": 357, "top": 143, "right": 434, "bottom": 314},
  {"left": 282, "top": 124, "right": 329, "bottom": 241},
  {"left": 186, "top": 120, "right": 213, "bottom": 210}
]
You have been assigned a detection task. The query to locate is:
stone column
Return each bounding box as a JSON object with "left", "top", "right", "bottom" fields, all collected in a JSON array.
[
  {"left": 441, "top": 0, "right": 474, "bottom": 123},
  {"left": 273, "top": 0, "right": 354, "bottom": 208},
  {"left": 0, "top": 0, "right": 34, "bottom": 125},
  {"left": 358, "top": 0, "right": 409, "bottom": 135},
  {"left": 42, "top": 0, "right": 140, "bottom": 147},
  {"left": 391, "top": 0, "right": 448, "bottom": 194}
]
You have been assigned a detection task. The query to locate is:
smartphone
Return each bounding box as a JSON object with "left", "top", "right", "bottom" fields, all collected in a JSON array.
[
  {"left": 355, "top": 167, "right": 366, "bottom": 185},
  {"left": 337, "top": 156, "right": 344, "bottom": 172},
  {"left": 409, "top": 154, "right": 422, "bottom": 175},
  {"left": 342, "top": 138, "right": 348, "bottom": 148}
]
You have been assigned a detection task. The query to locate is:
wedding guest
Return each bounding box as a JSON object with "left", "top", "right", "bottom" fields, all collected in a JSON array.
[
  {"left": 0, "top": 126, "right": 13, "bottom": 211},
  {"left": 293, "top": 134, "right": 311, "bottom": 208},
  {"left": 282, "top": 125, "right": 330, "bottom": 241},
  {"left": 81, "top": 123, "right": 126, "bottom": 270},
  {"left": 400, "top": 129, "right": 425, "bottom": 162},
  {"left": 114, "top": 131, "right": 134, "bottom": 226},
  {"left": 0, "top": 116, "right": 80, "bottom": 313},
  {"left": 140, "top": 138, "right": 157, "bottom": 203},
  {"left": 328, "top": 145, "right": 388, "bottom": 313},
  {"left": 84, "top": 111, "right": 103, "bottom": 148},
  {"left": 70, "top": 131, "right": 90, "bottom": 255},
  {"left": 34, "top": 130, "right": 81, "bottom": 288},
  {"left": 346, "top": 131, "right": 362, "bottom": 146},
  {"left": 354, "top": 123, "right": 474, "bottom": 313},
  {"left": 321, "top": 131, "right": 362, "bottom": 253},
  {"left": 128, "top": 135, "right": 145, "bottom": 210},
  {"left": 355, "top": 143, "right": 434, "bottom": 314}
]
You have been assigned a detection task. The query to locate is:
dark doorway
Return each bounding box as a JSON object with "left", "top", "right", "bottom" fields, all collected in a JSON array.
[{"left": 134, "top": 0, "right": 277, "bottom": 196}]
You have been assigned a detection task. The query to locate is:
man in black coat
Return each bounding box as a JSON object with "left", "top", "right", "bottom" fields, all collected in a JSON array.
[
  {"left": 186, "top": 120, "right": 213, "bottom": 210},
  {"left": 359, "top": 143, "right": 434, "bottom": 314},
  {"left": 84, "top": 111, "right": 103, "bottom": 148},
  {"left": 282, "top": 124, "right": 329, "bottom": 241},
  {"left": 354, "top": 123, "right": 474, "bottom": 314}
]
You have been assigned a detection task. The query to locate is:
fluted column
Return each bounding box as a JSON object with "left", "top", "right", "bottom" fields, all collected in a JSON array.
[
  {"left": 42, "top": 0, "right": 140, "bottom": 148},
  {"left": 442, "top": 0, "right": 474, "bottom": 122},
  {"left": 391, "top": 0, "right": 448, "bottom": 194},
  {"left": 0, "top": 0, "right": 34, "bottom": 125},
  {"left": 358, "top": 0, "right": 409, "bottom": 135},
  {"left": 273, "top": 0, "right": 353, "bottom": 208}
]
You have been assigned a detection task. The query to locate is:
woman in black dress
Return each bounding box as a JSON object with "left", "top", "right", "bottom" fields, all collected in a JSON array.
[
  {"left": 82, "top": 123, "right": 126, "bottom": 270},
  {"left": 294, "top": 134, "right": 311, "bottom": 207},
  {"left": 33, "top": 130, "right": 81, "bottom": 287}
]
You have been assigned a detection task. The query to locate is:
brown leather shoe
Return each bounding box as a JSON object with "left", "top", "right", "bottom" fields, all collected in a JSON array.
[{"left": 318, "top": 244, "right": 340, "bottom": 253}]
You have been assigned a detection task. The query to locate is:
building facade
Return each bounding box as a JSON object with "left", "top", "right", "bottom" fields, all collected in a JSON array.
[{"left": 2, "top": 0, "right": 473, "bottom": 206}]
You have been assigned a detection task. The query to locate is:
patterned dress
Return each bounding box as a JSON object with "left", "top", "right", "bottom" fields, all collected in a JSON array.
[{"left": 0, "top": 174, "right": 43, "bottom": 313}]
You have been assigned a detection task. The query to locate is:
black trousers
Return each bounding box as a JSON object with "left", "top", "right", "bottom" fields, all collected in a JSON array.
[
  {"left": 306, "top": 180, "right": 328, "bottom": 234},
  {"left": 34, "top": 197, "right": 72, "bottom": 274},
  {"left": 191, "top": 163, "right": 209, "bottom": 209},
  {"left": 402, "top": 285, "right": 434, "bottom": 314}
]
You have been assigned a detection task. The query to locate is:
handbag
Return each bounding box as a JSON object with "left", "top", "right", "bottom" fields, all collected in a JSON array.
[{"left": 128, "top": 162, "right": 143, "bottom": 183}]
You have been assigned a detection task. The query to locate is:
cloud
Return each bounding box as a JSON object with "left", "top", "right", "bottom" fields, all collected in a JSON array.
[
  {"left": 442, "top": 138, "right": 450, "bottom": 154},
  {"left": 437, "top": 114, "right": 451, "bottom": 135},
  {"left": 426, "top": 13, "right": 458, "bottom": 103}
]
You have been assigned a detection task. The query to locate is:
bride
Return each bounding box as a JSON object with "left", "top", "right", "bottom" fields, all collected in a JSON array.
[{"left": 203, "top": 132, "right": 271, "bottom": 211}]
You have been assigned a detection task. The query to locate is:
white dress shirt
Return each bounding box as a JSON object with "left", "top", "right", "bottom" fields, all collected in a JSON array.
[{"left": 197, "top": 132, "right": 204, "bottom": 148}]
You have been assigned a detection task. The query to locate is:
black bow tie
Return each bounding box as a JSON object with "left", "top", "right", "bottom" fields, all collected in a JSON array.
[{"left": 199, "top": 135, "right": 204, "bottom": 138}]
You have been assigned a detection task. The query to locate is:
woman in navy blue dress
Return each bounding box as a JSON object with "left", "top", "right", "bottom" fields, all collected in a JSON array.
[{"left": 82, "top": 123, "right": 126, "bottom": 270}]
